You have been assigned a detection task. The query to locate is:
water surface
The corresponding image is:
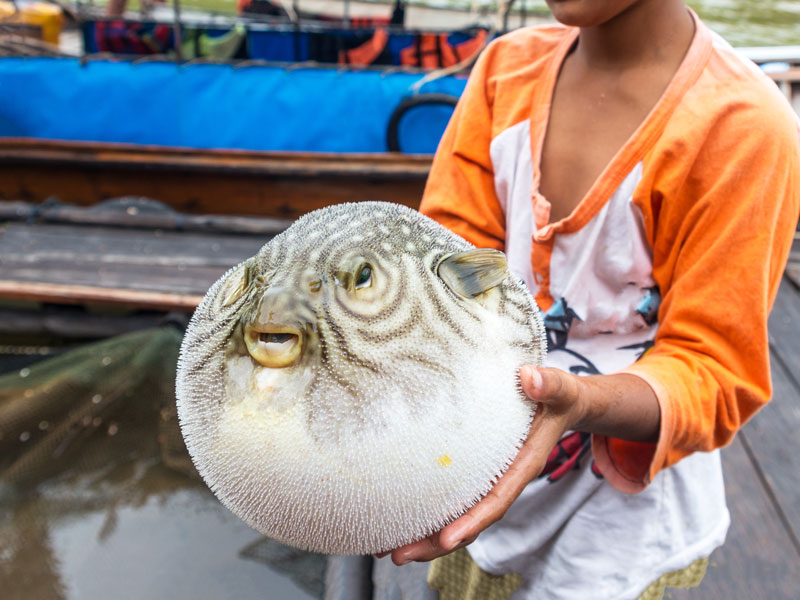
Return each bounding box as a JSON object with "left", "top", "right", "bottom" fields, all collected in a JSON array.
[{"left": 687, "top": 0, "right": 800, "bottom": 46}]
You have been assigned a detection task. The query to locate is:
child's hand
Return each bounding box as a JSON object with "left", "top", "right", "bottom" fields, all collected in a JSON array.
[
  {"left": 381, "top": 365, "right": 659, "bottom": 565},
  {"left": 383, "top": 365, "right": 590, "bottom": 565}
]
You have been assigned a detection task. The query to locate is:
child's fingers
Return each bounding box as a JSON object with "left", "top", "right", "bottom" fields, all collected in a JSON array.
[
  {"left": 391, "top": 532, "right": 443, "bottom": 565},
  {"left": 391, "top": 530, "right": 479, "bottom": 565},
  {"left": 449, "top": 412, "right": 570, "bottom": 533},
  {"left": 391, "top": 410, "right": 570, "bottom": 564}
]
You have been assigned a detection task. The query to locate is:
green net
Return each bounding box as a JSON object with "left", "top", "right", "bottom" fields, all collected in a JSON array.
[
  {"left": 0, "top": 327, "right": 325, "bottom": 600},
  {"left": 0, "top": 327, "right": 185, "bottom": 486}
]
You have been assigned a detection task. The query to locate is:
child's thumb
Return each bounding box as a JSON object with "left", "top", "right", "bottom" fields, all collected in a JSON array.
[{"left": 520, "top": 365, "right": 575, "bottom": 405}]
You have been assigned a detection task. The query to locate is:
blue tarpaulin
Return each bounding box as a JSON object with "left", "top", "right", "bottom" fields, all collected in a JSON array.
[{"left": 0, "top": 57, "right": 467, "bottom": 153}]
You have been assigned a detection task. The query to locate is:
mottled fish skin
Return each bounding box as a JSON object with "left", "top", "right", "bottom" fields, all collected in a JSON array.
[{"left": 176, "top": 202, "right": 546, "bottom": 555}]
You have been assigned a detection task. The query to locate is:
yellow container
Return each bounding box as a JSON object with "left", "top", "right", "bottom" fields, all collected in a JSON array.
[{"left": 0, "top": 1, "right": 64, "bottom": 45}]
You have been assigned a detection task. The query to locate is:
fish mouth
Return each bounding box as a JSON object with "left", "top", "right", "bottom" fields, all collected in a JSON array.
[{"left": 244, "top": 324, "right": 304, "bottom": 368}]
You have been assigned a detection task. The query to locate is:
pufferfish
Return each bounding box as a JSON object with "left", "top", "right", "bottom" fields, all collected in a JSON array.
[{"left": 176, "top": 201, "right": 546, "bottom": 555}]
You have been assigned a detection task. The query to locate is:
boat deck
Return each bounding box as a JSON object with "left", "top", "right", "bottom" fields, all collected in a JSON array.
[
  {"left": 0, "top": 205, "right": 799, "bottom": 598},
  {"left": 685, "top": 259, "right": 800, "bottom": 599}
]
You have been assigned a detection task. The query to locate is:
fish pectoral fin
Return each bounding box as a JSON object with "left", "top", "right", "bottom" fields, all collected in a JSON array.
[
  {"left": 221, "top": 257, "right": 255, "bottom": 307},
  {"left": 438, "top": 249, "right": 508, "bottom": 298}
]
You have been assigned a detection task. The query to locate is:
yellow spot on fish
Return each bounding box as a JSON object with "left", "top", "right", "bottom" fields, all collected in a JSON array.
[{"left": 437, "top": 454, "right": 453, "bottom": 467}]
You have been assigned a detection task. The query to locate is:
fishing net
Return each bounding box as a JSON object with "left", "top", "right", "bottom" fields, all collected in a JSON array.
[
  {"left": 0, "top": 326, "right": 326, "bottom": 600},
  {"left": 0, "top": 327, "right": 186, "bottom": 486}
]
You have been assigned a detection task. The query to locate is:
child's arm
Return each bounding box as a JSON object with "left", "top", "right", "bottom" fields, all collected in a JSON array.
[{"left": 597, "top": 94, "right": 800, "bottom": 493}]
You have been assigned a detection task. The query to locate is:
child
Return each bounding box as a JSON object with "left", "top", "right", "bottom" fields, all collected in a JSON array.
[{"left": 385, "top": 0, "right": 800, "bottom": 597}]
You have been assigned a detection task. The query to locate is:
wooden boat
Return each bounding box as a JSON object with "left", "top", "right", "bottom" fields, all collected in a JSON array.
[{"left": 0, "top": 54, "right": 468, "bottom": 214}]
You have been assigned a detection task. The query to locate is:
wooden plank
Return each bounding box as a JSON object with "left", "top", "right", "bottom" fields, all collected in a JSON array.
[
  {"left": 788, "top": 262, "right": 800, "bottom": 289},
  {"left": 734, "top": 348, "right": 800, "bottom": 548},
  {"left": 0, "top": 139, "right": 433, "bottom": 177},
  {"left": 0, "top": 222, "right": 265, "bottom": 268},
  {"left": 0, "top": 200, "right": 293, "bottom": 235},
  {"left": 0, "top": 139, "right": 429, "bottom": 219},
  {"left": 0, "top": 163, "right": 426, "bottom": 219},
  {"left": 768, "top": 277, "right": 800, "bottom": 374},
  {"left": 670, "top": 276, "right": 800, "bottom": 598},
  {"left": 0, "top": 280, "right": 203, "bottom": 311},
  {"left": 787, "top": 236, "right": 800, "bottom": 288},
  {"left": 0, "top": 263, "right": 231, "bottom": 295},
  {"left": 0, "top": 221, "right": 266, "bottom": 258},
  {"left": 0, "top": 222, "right": 267, "bottom": 307},
  {"left": 669, "top": 437, "right": 800, "bottom": 600},
  {"left": 768, "top": 68, "right": 800, "bottom": 83}
]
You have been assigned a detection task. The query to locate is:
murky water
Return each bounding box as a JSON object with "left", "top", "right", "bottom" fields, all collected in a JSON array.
[
  {"left": 0, "top": 467, "right": 322, "bottom": 600},
  {"left": 687, "top": 0, "right": 800, "bottom": 46},
  {"left": 445, "top": 0, "right": 800, "bottom": 47},
  {"left": 0, "top": 329, "right": 325, "bottom": 600}
]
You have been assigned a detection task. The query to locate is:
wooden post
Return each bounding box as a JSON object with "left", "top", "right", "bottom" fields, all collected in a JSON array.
[
  {"left": 173, "top": 0, "right": 184, "bottom": 61},
  {"left": 502, "top": 0, "right": 516, "bottom": 31},
  {"left": 105, "top": 0, "right": 127, "bottom": 17}
]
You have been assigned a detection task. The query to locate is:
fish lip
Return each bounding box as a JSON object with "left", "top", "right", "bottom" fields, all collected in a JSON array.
[{"left": 243, "top": 323, "right": 305, "bottom": 368}]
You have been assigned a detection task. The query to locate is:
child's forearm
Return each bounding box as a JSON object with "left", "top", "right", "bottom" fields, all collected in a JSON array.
[
  {"left": 567, "top": 372, "right": 660, "bottom": 443},
  {"left": 521, "top": 367, "right": 661, "bottom": 446}
]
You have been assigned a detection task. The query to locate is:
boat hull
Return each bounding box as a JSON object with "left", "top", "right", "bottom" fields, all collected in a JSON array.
[{"left": 0, "top": 139, "right": 429, "bottom": 218}]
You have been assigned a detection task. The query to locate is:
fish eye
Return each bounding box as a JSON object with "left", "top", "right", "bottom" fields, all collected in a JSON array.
[{"left": 355, "top": 264, "right": 372, "bottom": 289}]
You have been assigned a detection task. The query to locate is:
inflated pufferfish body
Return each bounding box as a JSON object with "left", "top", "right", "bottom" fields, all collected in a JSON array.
[{"left": 176, "top": 201, "right": 546, "bottom": 555}]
